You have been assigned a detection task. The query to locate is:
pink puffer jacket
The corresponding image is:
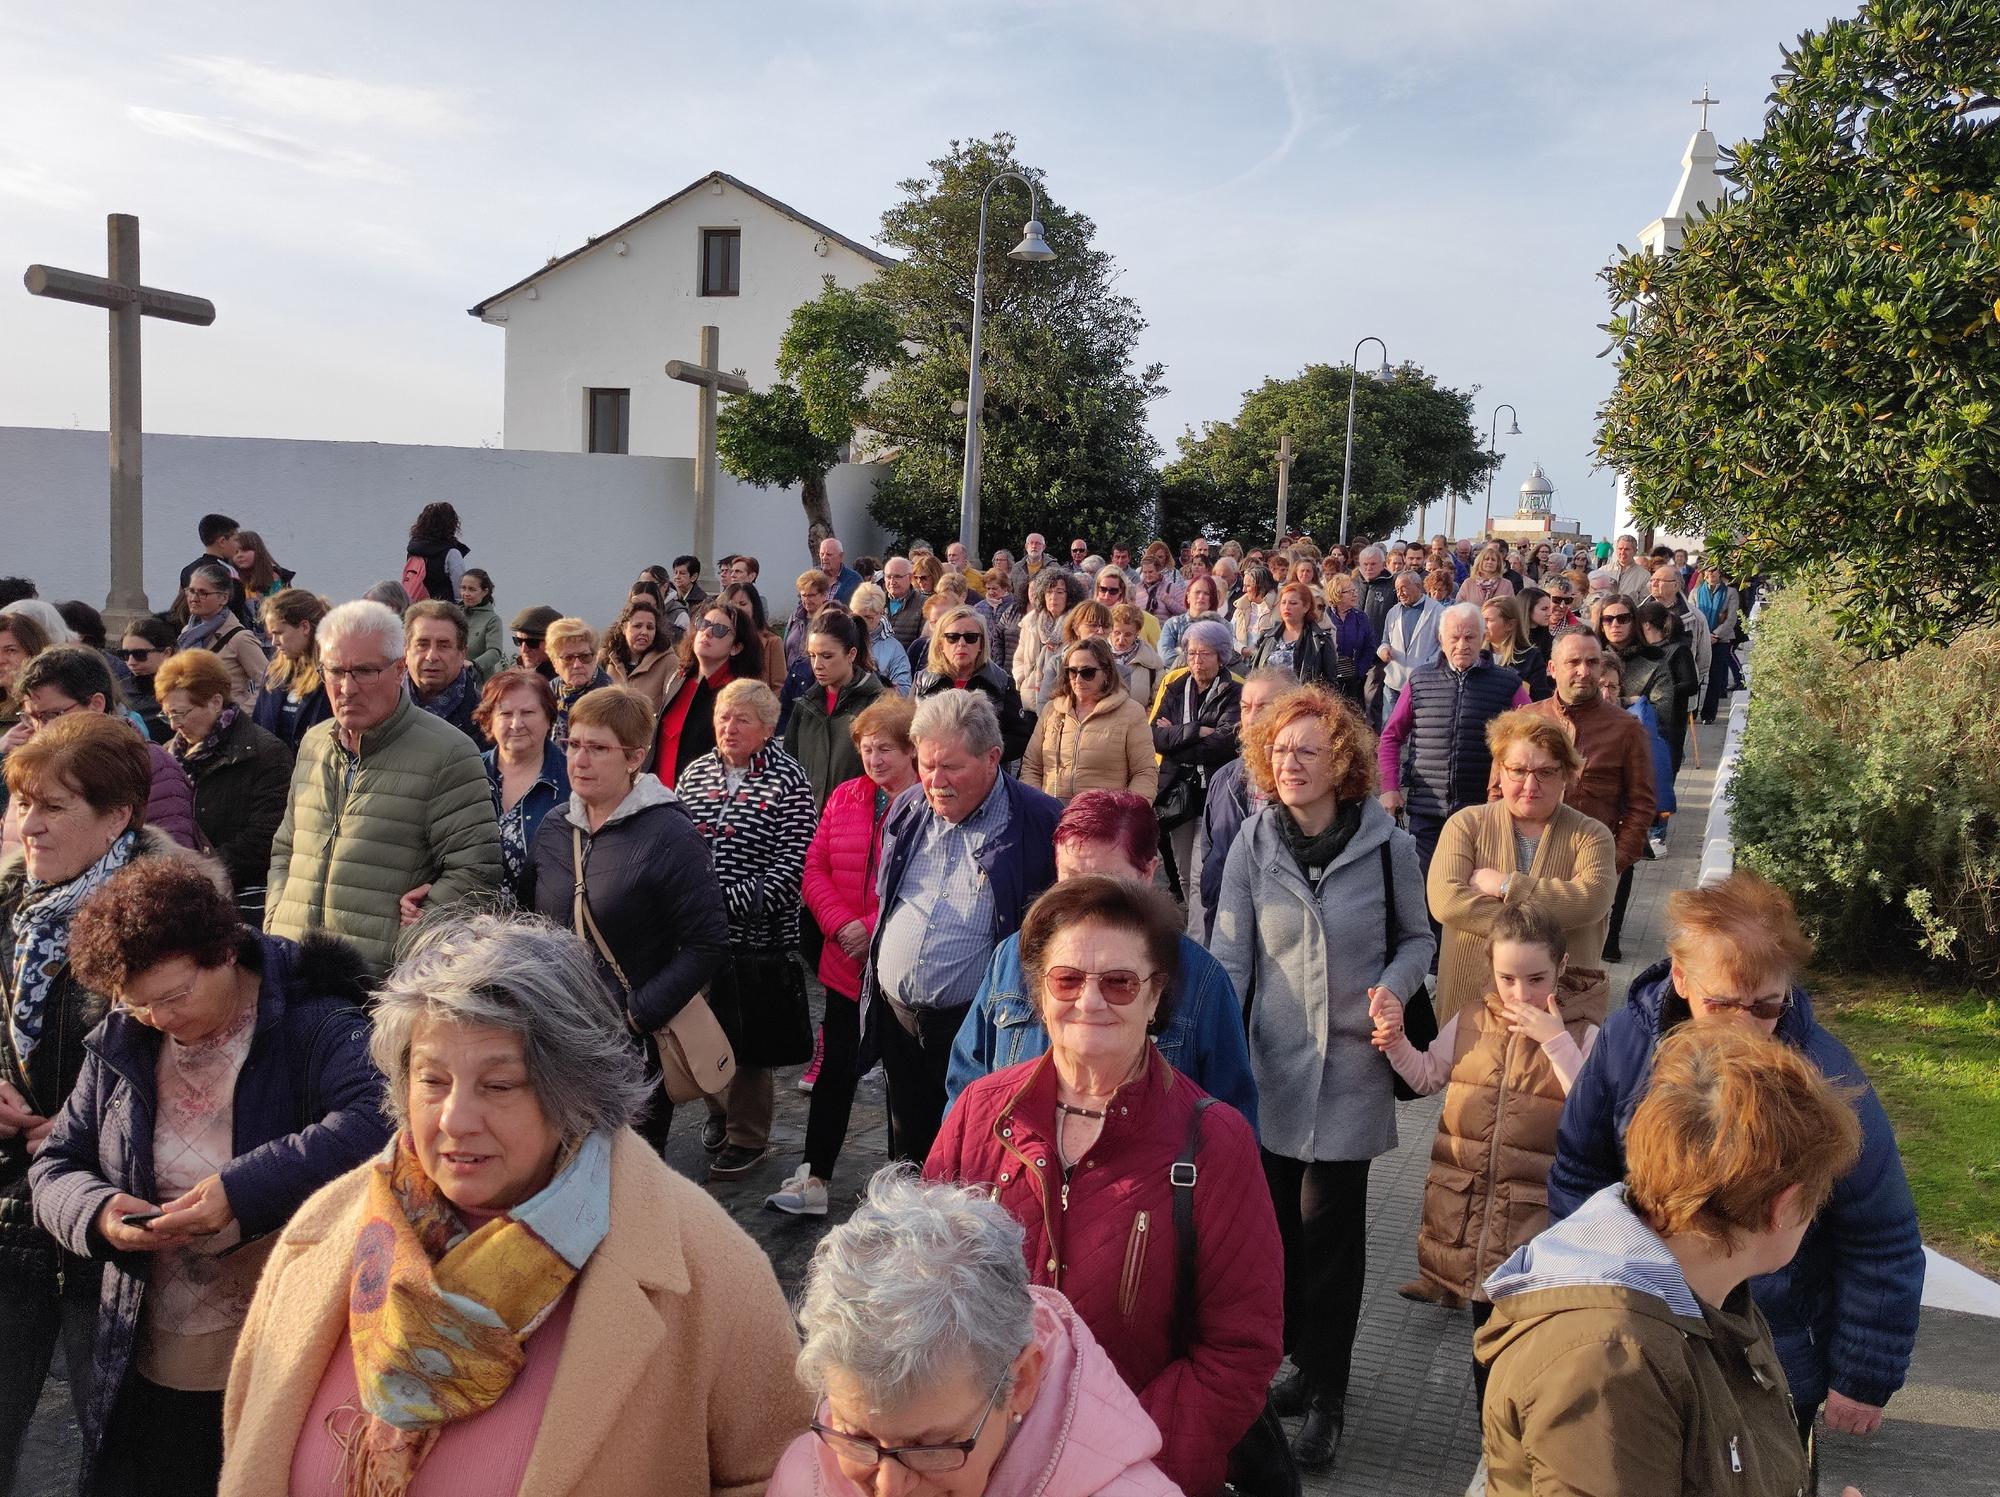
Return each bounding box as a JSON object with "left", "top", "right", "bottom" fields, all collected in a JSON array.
[
  {"left": 770, "top": 1286, "right": 1180, "bottom": 1497},
  {"left": 800, "top": 774, "right": 889, "bottom": 998}
]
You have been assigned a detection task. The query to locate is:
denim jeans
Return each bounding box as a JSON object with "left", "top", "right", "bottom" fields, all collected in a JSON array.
[{"left": 0, "top": 1267, "right": 98, "bottom": 1497}]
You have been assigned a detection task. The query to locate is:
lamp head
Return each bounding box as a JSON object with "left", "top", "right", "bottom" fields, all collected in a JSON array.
[
  {"left": 1507, "top": 419, "right": 1522, "bottom": 436},
  {"left": 1010, "top": 220, "right": 1056, "bottom": 262},
  {"left": 1372, "top": 357, "right": 1394, "bottom": 382}
]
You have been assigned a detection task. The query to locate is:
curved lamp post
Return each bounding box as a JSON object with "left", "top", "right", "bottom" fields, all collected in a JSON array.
[
  {"left": 1337, "top": 336, "right": 1393, "bottom": 546},
  {"left": 1481, "top": 404, "right": 1522, "bottom": 534},
  {"left": 958, "top": 171, "right": 1055, "bottom": 554}
]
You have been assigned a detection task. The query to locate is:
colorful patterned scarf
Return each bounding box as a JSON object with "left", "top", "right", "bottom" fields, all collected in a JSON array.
[
  {"left": 339, "top": 1128, "right": 611, "bottom": 1496},
  {"left": 5, "top": 828, "right": 137, "bottom": 1063},
  {"left": 174, "top": 704, "right": 239, "bottom": 772}
]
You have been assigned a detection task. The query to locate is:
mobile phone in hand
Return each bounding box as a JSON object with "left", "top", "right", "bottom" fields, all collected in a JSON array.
[{"left": 120, "top": 1210, "right": 165, "bottom": 1228}]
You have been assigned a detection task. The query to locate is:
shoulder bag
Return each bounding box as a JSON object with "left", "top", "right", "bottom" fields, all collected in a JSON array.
[
  {"left": 1379, "top": 840, "right": 1438, "bottom": 1102},
  {"left": 571, "top": 824, "right": 736, "bottom": 1105},
  {"left": 1172, "top": 1097, "right": 1302, "bottom": 1497},
  {"left": 708, "top": 869, "right": 814, "bottom": 1069}
]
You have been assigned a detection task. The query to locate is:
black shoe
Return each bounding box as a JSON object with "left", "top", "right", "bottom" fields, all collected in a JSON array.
[
  {"left": 707, "top": 1144, "right": 770, "bottom": 1181},
  {"left": 702, "top": 1115, "right": 727, "bottom": 1153},
  {"left": 1603, "top": 938, "right": 1623, "bottom": 962},
  {"left": 1270, "top": 1367, "right": 1313, "bottom": 1418},
  {"left": 1293, "top": 1398, "right": 1344, "bottom": 1468}
]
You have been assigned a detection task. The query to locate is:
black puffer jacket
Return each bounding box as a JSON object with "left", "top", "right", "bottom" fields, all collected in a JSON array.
[
  {"left": 912, "top": 662, "right": 1037, "bottom": 763},
  {"left": 176, "top": 709, "right": 294, "bottom": 923},
  {"left": 0, "top": 829, "right": 206, "bottom": 1285},
  {"left": 1151, "top": 668, "right": 1243, "bottom": 805},
  {"left": 1250, "top": 621, "right": 1342, "bottom": 687},
  {"left": 525, "top": 777, "right": 729, "bottom": 1033}
]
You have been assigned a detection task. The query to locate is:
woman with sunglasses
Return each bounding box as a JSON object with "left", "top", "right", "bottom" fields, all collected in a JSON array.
[
  {"left": 776, "top": 1168, "right": 1182, "bottom": 1497},
  {"left": 924, "top": 877, "right": 1282, "bottom": 1497},
  {"left": 1550, "top": 870, "right": 1923, "bottom": 1455},
  {"left": 912, "top": 606, "right": 1036, "bottom": 763},
  {"left": 650, "top": 603, "right": 754, "bottom": 789},
  {"left": 115, "top": 618, "right": 176, "bottom": 745},
  {"left": 1023, "top": 637, "right": 1157, "bottom": 804}
]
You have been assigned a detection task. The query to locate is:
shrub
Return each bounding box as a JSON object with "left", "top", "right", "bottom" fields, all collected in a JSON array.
[{"left": 1730, "top": 588, "right": 2000, "bottom": 983}]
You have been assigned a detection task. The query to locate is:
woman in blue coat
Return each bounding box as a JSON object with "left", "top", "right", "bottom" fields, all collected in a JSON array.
[
  {"left": 30, "top": 859, "right": 387, "bottom": 1496},
  {"left": 1548, "top": 870, "right": 1923, "bottom": 1444}
]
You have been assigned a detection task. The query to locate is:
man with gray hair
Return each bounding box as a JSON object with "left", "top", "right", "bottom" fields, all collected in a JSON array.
[
  {"left": 265, "top": 599, "right": 499, "bottom": 973},
  {"left": 1355, "top": 544, "right": 1398, "bottom": 725},
  {"left": 865, "top": 691, "right": 1061, "bottom": 1162},
  {"left": 1375, "top": 569, "right": 1445, "bottom": 723}
]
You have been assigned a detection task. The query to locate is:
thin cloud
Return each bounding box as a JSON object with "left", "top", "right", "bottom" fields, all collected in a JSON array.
[
  {"left": 126, "top": 107, "right": 408, "bottom": 184},
  {"left": 0, "top": 155, "right": 91, "bottom": 209},
  {"left": 172, "top": 54, "right": 472, "bottom": 135}
]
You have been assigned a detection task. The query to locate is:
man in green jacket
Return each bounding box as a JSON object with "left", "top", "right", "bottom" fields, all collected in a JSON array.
[{"left": 266, "top": 600, "right": 499, "bottom": 973}]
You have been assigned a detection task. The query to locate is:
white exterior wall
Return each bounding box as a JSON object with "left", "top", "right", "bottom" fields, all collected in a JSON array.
[
  {"left": 0, "top": 425, "right": 885, "bottom": 615},
  {"left": 487, "top": 179, "right": 883, "bottom": 457}
]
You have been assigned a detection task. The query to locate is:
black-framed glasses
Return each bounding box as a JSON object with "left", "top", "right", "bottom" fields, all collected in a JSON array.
[
  {"left": 110, "top": 647, "right": 156, "bottom": 661},
  {"left": 512, "top": 635, "right": 540, "bottom": 648},
  {"left": 811, "top": 1373, "right": 1009, "bottom": 1473},
  {"left": 23, "top": 702, "right": 80, "bottom": 730},
  {"left": 941, "top": 630, "right": 983, "bottom": 645},
  {"left": 1601, "top": 612, "right": 1634, "bottom": 625},
  {"left": 1065, "top": 665, "right": 1102, "bottom": 681},
  {"left": 324, "top": 663, "right": 391, "bottom": 685}
]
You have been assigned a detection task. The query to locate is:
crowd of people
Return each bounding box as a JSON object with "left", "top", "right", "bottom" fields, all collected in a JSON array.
[{"left": 0, "top": 508, "right": 1921, "bottom": 1497}]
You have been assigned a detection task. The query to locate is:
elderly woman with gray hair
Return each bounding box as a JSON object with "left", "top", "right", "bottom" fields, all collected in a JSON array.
[
  {"left": 1150, "top": 618, "right": 1242, "bottom": 902},
  {"left": 770, "top": 1168, "right": 1179, "bottom": 1497},
  {"left": 219, "top": 914, "right": 808, "bottom": 1497}
]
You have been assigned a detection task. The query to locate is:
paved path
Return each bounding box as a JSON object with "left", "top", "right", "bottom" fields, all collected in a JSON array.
[{"left": 22, "top": 714, "right": 2000, "bottom": 1494}]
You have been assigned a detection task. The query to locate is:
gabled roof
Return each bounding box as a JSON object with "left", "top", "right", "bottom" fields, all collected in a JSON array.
[{"left": 467, "top": 169, "right": 893, "bottom": 318}]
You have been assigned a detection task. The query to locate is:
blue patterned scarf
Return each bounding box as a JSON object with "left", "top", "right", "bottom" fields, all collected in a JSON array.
[{"left": 6, "top": 828, "right": 138, "bottom": 1063}]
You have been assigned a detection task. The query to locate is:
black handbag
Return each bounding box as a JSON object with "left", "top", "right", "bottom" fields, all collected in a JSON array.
[
  {"left": 1154, "top": 775, "right": 1200, "bottom": 832},
  {"left": 1172, "top": 1097, "right": 1303, "bottom": 1497},
  {"left": 708, "top": 874, "right": 814, "bottom": 1068},
  {"left": 1379, "top": 841, "right": 1438, "bottom": 1101}
]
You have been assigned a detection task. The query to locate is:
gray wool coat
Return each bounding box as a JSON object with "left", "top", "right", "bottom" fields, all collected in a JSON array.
[{"left": 1210, "top": 798, "right": 1435, "bottom": 1163}]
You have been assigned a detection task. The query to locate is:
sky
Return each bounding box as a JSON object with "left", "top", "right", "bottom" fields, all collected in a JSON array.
[{"left": 0, "top": 0, "right": 1843, "bottom": 539}]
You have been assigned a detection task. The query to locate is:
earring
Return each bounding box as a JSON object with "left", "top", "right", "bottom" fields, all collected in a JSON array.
[{"left": 1010, "top": 1413, "right": 1024, "bottom": 1426}]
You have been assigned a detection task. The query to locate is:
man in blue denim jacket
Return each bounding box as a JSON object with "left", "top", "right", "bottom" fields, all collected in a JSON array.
[{"left": 944, "top": 789, "right": 1259, "bottom": 1130}]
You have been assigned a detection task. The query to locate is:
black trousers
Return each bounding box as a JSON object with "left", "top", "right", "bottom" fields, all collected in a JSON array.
[
  {"left": 1471, "top": 1299, "right": 1496, "bottom": 1416},
  {"left": 1261, "top": 1151, "right": 1372, "bottom": 1406},
  {"left": 803, "top": 988, "right": 863, "bottom": 1181},
  {"left": 881, "top": 1001, "right": 970, "bottom": 1164},
  {"left": 98, "top": 1378, "right": 223, "bottom": 1497},
  {"left": 1608, "top": 864, "right": 1636, "bottom": 949}
]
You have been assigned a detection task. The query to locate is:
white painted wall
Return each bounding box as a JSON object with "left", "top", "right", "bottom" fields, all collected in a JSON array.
[
  {"left": 485, "top": 178, "right": 884, "bottom": 458},
  {"left": 0, "top": 425, "right": 885, "bottom": 618}
]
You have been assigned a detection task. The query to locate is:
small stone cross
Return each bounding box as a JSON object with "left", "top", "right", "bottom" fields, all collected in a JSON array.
[{"left": 1692, "top": 85, "right": 1719, "bottom": 131}]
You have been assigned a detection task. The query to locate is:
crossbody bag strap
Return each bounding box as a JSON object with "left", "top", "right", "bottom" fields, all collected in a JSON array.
[
  {"left": 571, "top": 825, "right": 633, "bottom": 997},
  {"left": 1379, "top": 840, "right": 1399, "bottom": 962},
  {"left": 1170, "top": 1095, "right": 1220, "bottom": 1357}
]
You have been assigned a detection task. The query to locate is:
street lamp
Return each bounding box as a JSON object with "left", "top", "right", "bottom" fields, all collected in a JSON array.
[
  {"left": 1481, "top": 404, "right": 1523, "bottom": 535},
  {"left": 958, "top": 171, "right": 1055, "bottom": 555},
  {"left": 1338, "top": 336, "right": 1392, "bottom": 547}
]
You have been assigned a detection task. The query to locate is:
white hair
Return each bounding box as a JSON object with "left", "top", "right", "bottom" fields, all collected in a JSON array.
[
  {"left": 796, "top": 1168, "right": 1032, "bottom": 1409},
  {"left": 911, "top": 689, "right": 1002, "bottom": 759},
  {"left": 318, "top": 599, "right": 406, "bottom": 661},
  {"left": 0, "top": 599, "right": 74, "bottom": 645},
  {"left": 1440, "top": 602, "right": 1484, "bottom": 634},
  {"left": 1359, "top": 544, "right": 1386, "bottom": 565}
]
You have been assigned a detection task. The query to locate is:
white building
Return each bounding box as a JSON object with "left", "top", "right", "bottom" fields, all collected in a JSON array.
[
  {"left": 1613, "top": 112, "right": 1725, "bottom": 552},
  {"left": 471, "top": 170, "right": 892, "bottom": 458}
]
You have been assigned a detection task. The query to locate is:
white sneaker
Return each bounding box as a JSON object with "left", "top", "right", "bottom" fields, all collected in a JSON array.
[
  {"left": 765, "top": 1166, "right": 828, "bottom": 1216},
  {"left": 1464, "top": 1455, "right": 1488, "bottom": 1497}
]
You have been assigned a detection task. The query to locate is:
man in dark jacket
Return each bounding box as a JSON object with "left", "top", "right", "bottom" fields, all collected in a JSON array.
[
  {"left": 177, "top": 512, "right": 253, "bottom": 627},
  {"left": 1549, "top": 874, "right": 1923, "bottom": 1440},
  {"left": 403, "top": 601, "right": 485, "bottom": 746},
  {"left": 1355, "top": 544, "right": 1399, "bottom": 726},
  {"left": 865, "top": 690, "right": 1060, "bottom": 1163},
  {"left": 1192, "top": 667, "right": 1289, "bottom": 938}
]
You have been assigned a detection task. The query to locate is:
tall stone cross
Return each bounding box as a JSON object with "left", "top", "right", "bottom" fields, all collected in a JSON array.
[
  {"left": 1274, "top": 433, "right": 1293, "bottom": 543},
  {"left": 665, "top": 325, "right": 748, "bottom": 586},
  {"left": 24, "top": 214, "right": 215, "bottom": 629}
]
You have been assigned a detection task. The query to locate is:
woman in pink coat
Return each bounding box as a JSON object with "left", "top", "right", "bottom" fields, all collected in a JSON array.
[{"left": 771, "top": 1169, "right": 1180, "bottom": 1497}]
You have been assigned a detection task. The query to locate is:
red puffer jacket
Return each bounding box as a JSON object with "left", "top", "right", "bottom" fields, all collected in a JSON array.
[
  {"left": 800, "top": 774, "right": 889, "bottom": 997},
  {"left": 927, "top": 1051, "right": 1283, "bottom": 1497}
]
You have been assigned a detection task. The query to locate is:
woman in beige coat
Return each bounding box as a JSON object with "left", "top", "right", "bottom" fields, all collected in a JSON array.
[
  {"left": 1022, "top": 636, "right": 1158, "bottom": 803},
  {"left": 220, "top": 915, "right": 808, "bottom": 1497},
  {"left": 1426, "top": 710, "right": 1616, "bottom": 1024}
]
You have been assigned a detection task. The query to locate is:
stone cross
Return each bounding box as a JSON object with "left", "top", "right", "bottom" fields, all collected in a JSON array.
[
  {"left": 1692, "top": 84, "right": 1719, "bottom": 131},
  {"left": 1274, "top": 433, "right": 1293, "bottom": 543},
  {"left": 665, "top": 325, "right": 749, "bottom": 586},
  {"left": 24, "top": 214, "right": 215, "bottom": 629}
]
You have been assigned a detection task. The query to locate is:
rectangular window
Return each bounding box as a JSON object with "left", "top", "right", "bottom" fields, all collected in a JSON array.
[
  {"left": 700, "top": 228, "right": 740, "bottom": 296},
  {"left": 586, "top": 387, "right": 629, "bottom": 455}
]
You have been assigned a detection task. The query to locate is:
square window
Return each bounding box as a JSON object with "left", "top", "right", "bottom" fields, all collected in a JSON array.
[
  {"left": 587, "top": 388, "right": 629, "bottom": 454},
  {"left": 700, "top": 228, "right": 740, "bottom": 296}
]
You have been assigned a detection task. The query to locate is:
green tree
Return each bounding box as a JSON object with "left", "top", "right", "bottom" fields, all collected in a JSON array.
[
  {"left": 717, "top": 277, "right": 905, "bottom": 553},
  {"left": 861, "top": 135, "right": 1165, "bottom": 553},
  {"left": 1159, "top": 363, "right": 1498, "bottom": 545},
  {"left": 1596, "top": 0, "right": 2000, "bottom": 655}
]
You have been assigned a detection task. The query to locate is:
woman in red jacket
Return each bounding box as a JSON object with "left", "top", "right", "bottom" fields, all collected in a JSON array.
[
  {"left": 766, "top": 695, "right": 919, "bottom": 1217},
  {"left": 926, "top": 876, "right": 1284, "bottom": 1497}
]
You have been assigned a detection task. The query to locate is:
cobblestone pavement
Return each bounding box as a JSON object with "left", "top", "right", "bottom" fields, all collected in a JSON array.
[{"left": 29, "top": 712, "right": 1994, "bottom": 1495}]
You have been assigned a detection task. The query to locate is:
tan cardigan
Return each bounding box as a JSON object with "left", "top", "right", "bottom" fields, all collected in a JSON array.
[
  {"left": 220, "top": 1129, "right": 811, "bottom": 1497},
  {"left": 1426, "top": 800, "right": 1617, "bottom": 1024},
  {"left": 1022, "top": 690, "right": 1158, "bottom": 803}
]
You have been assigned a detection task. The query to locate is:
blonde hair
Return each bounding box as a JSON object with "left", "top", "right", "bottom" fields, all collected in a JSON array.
[
  {"left": 565, "top": 684, "right": 653, "bottom": 752},
  {"left": 925, "top": 606, "right": 990, "bottom": 676},
  {"left": 1485, "top": 708, "right": 1584, "bottom": 778},
  {"left": 1665, "top": 870, "right": 1815, "bottom": 990},
  {"left": 544, "top": 616, "right": 596, "bottom": 656},
  {"left": 715, "top": 677, "right": 780, "bottom": 730}
]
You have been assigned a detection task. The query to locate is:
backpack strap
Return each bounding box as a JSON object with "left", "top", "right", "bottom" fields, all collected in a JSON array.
[{"left": 1170, "top": 1096, "right": 1220, "bottom": 1357}]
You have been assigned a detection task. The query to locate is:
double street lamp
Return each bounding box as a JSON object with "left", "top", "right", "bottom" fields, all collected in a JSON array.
[
  {"left": 1338, "top": 336, "right": 1393, "bottom": 547},
  {"left": 1481, "top": 404, "right": 1523, "bottom": 535},
  {"left": 957, "top": 171, "right": 1055, "bottom": 554}
]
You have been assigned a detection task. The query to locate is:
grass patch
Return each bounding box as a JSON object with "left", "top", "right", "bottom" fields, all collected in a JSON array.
[{"left": 1812, "top": 972, "right": 2000, "bottom": 1279}]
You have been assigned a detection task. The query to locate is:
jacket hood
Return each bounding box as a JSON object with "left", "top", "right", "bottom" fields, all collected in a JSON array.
[
  {"left": 563, "top": 771, "right": 681, "bottom": 832},
  {"left": 1482, "top": 1184, "right": 1704, "bottom": 1339},
  {"left": 1480, "top": 963, "right": 1609, "bottom": 1028}
]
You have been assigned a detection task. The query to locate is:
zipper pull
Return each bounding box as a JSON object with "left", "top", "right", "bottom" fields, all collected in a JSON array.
[
  {"left": 1728, "top": 1435, "right": 1742, "bottom": 1474},
  {"left": 1060, "top": 1180, "right": 1070, "bottom": 1213}
]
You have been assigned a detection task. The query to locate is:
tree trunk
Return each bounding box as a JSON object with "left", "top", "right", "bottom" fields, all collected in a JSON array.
[{"left": 802, "top": 470, "right": 835, "bottom": 559}]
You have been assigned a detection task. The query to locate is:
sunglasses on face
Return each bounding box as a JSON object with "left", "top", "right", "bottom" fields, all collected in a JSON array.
[
  {"left": 1601, "top": 613, "right": 1634, "bottom": 625},
  {"left": 110, "top": 647, "right": 156, "bottom": 661},
  {"left": 1065, "top": 665, "right": 1102, "bottom": 681},
  {"left": 512, "top": 635, "right": 541, "bottom": 648},
  {"left": 941, "top": 630, "right": 982, "bottom": 645},
  {"left": 1688, "top": 988, "right": 1792, "bottom": 1022},
  {"left": 698, "top": 619, "right": 735, "bottom": 638},
  {"left": 1044, "top": 966, "right": 1155, "bottom": 1005}
]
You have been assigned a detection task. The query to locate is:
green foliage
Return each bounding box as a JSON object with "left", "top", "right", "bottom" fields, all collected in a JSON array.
[
  {"left": 860, "top": 134, "right": 1166, "bottom": 552},
  {"left": 1596, "top": 0, "right": 2000, "bottom": 656},
  {"left": 1158, "top": 364, "right": 1498, "bottom": 546},
  {"left": 1728, "top": 589, "right": 2000, "bottom": 981}
]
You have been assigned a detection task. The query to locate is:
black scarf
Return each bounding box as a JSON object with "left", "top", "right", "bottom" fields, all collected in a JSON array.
[{"left": 1278, "top": 800, "right": 1363, "bottom": 883}]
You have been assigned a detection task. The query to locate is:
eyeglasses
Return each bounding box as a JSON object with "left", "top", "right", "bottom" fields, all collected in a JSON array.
[
  {"left": 1065, "top": 665, "right": 1102, "bottom": 681},
  {"left": 1500, "top": 763, "right": 1564, "bottom": 786},
  {"left": 1269, "top": 741, "right": 1325, "bottom": 766},
  {"left": 120, "top": 981, "right": 193, "bottom": 1015},
  {"left": 1687, "top": 987, "right": 1792, "bottom": 1022},
  {"left": 698, "top": 619, "right": 735, "bottom": 638},
  {"left": 812, "top": 1374, "right": 1009, "bottom": 1474},
  {"left": 323, "top": 663, "right": 391, "bottom": 685},
  {"left": 110, "top": 647, "right": 156, "bottom": 662},
  {"left": 185, "top": 587, "right": 223, "bottom": 600},
  {"left": 1096, "top": 583, "right": 1123, "bottom": 596},
  {"left": 512, "top": 635, "right": 540, "bottom": 648},
  {"left": 941, "top": 630, "right": 983, "bottom": 645},
  {"left": 555, "top": 650, "right": 595, "bottom": 665},
  {"left": 23, "top": 702, "right": 80, "bottom": 729},
  {"left": 1044, "top": 966, "right": 1156, "bottom": 1005},
  {"left": 1600, "top": 612, "right": 1634, "bottom": 625}
]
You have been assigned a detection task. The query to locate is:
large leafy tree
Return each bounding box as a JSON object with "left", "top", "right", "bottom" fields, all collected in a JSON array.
[
  {"left": 717, "top": 277, "right": 905, "bottom": 553},
  {"left": 1597, "top": 0, "right": 2000, "bottom": 656},
  {"left": 862, "top": 135, "right": 1166, "bottom": 553},
  {"left": 1159, "top": 363, "right": 1497, "bottom": 545}
]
